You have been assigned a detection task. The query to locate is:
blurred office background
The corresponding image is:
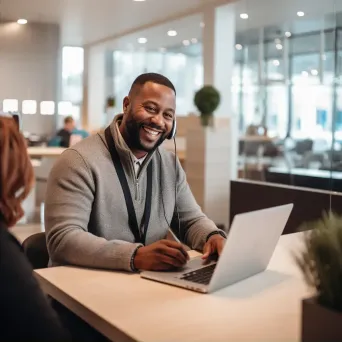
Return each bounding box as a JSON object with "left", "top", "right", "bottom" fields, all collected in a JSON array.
[{"left": 1, "top": 0, "right": 342, "bottom": 229}]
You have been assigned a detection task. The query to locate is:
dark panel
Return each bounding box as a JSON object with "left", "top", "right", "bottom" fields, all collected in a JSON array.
[
  {"left": 230, "top": 180, "right": 342, "bottom": 235},
  {"left": 265, "top": 168, "right": 342, "bottom": 192}
]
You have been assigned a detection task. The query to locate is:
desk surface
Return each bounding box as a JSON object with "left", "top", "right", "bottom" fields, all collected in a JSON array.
[
  {"left": 27, "top": 147, "right": 66, "bottom": 157},
  {"left": 35, "top": 233, "right": 310, "bottom": 342},
  {"left": 27, "top": 146, "right": 186, "bottom": 161}
]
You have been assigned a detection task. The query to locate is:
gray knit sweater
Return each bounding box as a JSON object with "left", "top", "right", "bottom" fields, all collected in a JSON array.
[{"left": 44, "top": 114, "right": 220, "bottom": 271}]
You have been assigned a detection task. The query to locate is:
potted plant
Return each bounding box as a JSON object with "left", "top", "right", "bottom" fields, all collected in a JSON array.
[
  {"left": 294, "top": 212, "right": 342, "bottom": 342},
  {"left": 194, "top": 85, "right": 220, "bottom": 127},
  {"left": 106, "top": 96, "right": 116, "bottom": 109}
]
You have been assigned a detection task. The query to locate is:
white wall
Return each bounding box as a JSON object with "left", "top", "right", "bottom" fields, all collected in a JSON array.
[{"left": 0, "top": 22, "right": 60, "bottom": 136}]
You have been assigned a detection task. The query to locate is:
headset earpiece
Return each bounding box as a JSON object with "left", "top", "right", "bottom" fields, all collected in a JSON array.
[{"left": 167, "top": 119, "right": 177, "bottom": 140}]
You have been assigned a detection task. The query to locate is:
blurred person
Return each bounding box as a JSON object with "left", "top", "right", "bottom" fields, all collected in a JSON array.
[
  {"left": 0, "top": 113, "right": 70, "bottom": 341},
  {"left": 45, "top": 72, "right": 226, "bottom": 273},
  {"left": 56, "top": 115, "right": 76, "bottom": 147}
]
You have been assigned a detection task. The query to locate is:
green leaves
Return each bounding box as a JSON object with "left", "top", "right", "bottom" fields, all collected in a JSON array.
[
  {"left": 194, "top": 85, "right": 220, "bottom": 117},
  {"left": 295, "top": 212, "right": 342, "bottom": 311}
]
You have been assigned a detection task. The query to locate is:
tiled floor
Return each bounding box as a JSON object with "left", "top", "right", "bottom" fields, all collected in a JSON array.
[{"left": 10, "top": 223, "right": 44, "bottom": 243}]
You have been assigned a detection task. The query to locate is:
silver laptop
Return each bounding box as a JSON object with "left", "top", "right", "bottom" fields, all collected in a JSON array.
[{"left": 141, "top": 204, "right": 293, "bottom": 294}]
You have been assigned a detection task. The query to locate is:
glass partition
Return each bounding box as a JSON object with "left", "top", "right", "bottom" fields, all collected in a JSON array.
[{"left": 235, "top": 4, "right": 342, "bottom": 201}]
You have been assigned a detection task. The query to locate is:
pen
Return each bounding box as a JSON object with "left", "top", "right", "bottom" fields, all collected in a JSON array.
[{"left": 168, "top": 228, "right": 181, "bottom": 243}]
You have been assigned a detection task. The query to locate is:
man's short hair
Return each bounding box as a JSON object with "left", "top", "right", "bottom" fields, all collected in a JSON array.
[
  {"left": 64, "top": 116, "right": 74, "bottom": 124},
  {"left": 130, "top": 73, "right": 176, "bottom": 95}
]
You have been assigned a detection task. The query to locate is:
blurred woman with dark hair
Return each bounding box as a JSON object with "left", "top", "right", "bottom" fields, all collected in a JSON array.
[{"left": 0, "top": 114, "right": 70, "bottom": 341}]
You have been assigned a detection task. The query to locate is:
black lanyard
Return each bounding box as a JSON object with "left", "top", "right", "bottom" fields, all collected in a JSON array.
[{"left": 105, "top": 127, "right": 152, "bottom": 244}]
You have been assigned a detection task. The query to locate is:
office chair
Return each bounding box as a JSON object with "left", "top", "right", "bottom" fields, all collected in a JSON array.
[{"left": 22, "top": 232, "right": 49, "bottom": 269}]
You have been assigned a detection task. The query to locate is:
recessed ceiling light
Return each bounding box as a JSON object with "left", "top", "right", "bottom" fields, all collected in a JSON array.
[
  {"left": 276, "top": 44, "right": 283, "bottom": 50},
  {"left": 302, "top": 71, "right": 309, "bottom": 77},
  {"left": 311, "top": 69, "right": 318, "bottom": 76},
  {"left": 240, "top": 13, "right": 249, "bottom": 19},
  {"left": 285, "top": 31, "right": 292, "bottom": 38},
  {"left": 183, "top": 40, "right": 190, "bottom": 46},
  {"left": 235, "top": 44, "right": 243, "bottom": 50},
  {"left": 273, "top": 60, "right": 280, "bottom": 66},
  {"left": 297, "top": 11, "right": 305, "bottom": 17},
  {"left": 200, "top": 22, "right": 205, "bottom": 28},
  {"left": 167, "top": 30, "right": 177, "bottom": 37},
  {"left": 138, "top": 37, "right": 147, "bottom": 44},
  {"left": 17, "top": 19, "right": 27, "bottom": 25},
  {"left": 191, "top": 38, "right": 198, "bottom": 44}
]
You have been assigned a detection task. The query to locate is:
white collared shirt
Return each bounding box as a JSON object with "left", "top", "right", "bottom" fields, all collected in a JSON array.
[{"left": 130, "top": 153, "right": 147, "bottom": 176}]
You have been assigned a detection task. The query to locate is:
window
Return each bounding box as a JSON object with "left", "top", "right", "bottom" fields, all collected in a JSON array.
[
  {"left": 3, "top": 99, "right": 18, "bottom": 112},
  {"left": 266, "top": 85, "right": 288, "bottom": 138},
  {"left": 22, "top": 100, "right": 37, "bottom": 115},
  {"left": 40, "top": 101, "right": 55, "bottom": 115},
  {"left": 291, "top": 85, "right": 333, "bottom": 141},
  {"left": 62, "top": 46, "right": 84, "bottom": 104},
  {"left": 58, "top": 101, "right": 73, "bottom": 116},
  {"left": 291, "top": 54, "right": 320, "bottom": 85},
  {"left": 113, "top": 50, "right": 202, "bottom": 115}
]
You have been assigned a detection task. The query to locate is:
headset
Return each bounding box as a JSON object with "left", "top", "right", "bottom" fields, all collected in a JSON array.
[{"left": 166, "top": 119, "right": 177, "bottom": 140}]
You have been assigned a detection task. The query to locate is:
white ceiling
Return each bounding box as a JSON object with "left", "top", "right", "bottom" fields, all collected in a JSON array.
[
  {"left": 0, "top": 0, "right": 225, "bottom": 46},
  {"left": 1, "top": 0, "right": 342, "bottom": 50}
]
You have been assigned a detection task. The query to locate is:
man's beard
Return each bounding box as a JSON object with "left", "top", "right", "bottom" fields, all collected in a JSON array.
[{"left": 124, "top": 111, "right": 165, "bottom": 152}]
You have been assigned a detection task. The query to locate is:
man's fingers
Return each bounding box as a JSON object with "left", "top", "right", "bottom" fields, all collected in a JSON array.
[
  {"left": 162, "top": 246, "right": 187, "bottom": 265},
  {"left": 161, "top": 240, "right": 189, "bottom": 260},
  {"left": 202, "top": 243, "right": 211, "bottom": 260},
  {"left": 160, "top": 254, "right": 185, "bottom": 268}
]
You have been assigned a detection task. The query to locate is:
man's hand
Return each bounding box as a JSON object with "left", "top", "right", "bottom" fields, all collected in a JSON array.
[
  {"left": 202, "top": 233, "right": 226, "bottom": 260},
  {"left": 133, "top": 240, "right": 190, "bottom": 271}
]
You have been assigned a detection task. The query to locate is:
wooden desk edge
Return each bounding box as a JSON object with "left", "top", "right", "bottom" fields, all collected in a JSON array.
[{"left": 35, "top": 271, "right": 138, "bottom": 342}]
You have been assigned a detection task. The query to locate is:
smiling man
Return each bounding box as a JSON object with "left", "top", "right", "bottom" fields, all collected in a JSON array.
[{"left": 45, "top": 73, "right": 226, "bottom": 272}]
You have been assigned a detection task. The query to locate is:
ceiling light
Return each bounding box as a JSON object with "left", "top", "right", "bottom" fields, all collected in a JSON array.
[
  {"left": 240, "top": 13, "right": 249, "bottom": 19},
  {"left": 167, "top": 30, "right": 177, "bottom": 37},
  {"left": 17, "top": 19, "right": 27, "bottom": 25},
  {"left": 276, "top": 44, "right": 283, "bottom": 50},
  {"left": 302, "top": 71, "right": 309, "bottom": 77},
  {"left": 285, "top": 31, "right": 292, "bottom": 38},
  {"left": 138, "top": 37, "right": 147, "bottom": 44},
  {"left": 311, "top": 69, "right": 319, "bottom": 76},
  {"left": 191, "top": 38, "right": 198, "bottom": 44},
  {"left": 235, "top": 44, "right": 243, "bottom": 50},
  {"left": 273, "top": 60, "right": 280, "bottom": 66},
  {"left": 297, "top": 11, "right": 305, "bottom": 17},
  {"left": 183, "top": 40, "right": 190, "bottom": 46}
]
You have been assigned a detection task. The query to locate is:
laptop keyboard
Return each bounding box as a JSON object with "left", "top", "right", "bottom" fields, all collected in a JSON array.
[{"left": 180, "top": 264, "right": 216, "bottom": 285}]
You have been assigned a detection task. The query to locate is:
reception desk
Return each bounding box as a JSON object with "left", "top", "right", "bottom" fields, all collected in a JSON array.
[{"left": 35, "top": 233, "right": 310, "bottom": 342}]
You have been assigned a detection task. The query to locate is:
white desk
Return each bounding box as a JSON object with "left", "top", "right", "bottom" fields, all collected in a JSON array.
[
  {"left": 27, "top": 147, "right": 66, "bottom": 157},
  {"left": 35, "top": 233, "right": 311, "bottom": 342}
]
